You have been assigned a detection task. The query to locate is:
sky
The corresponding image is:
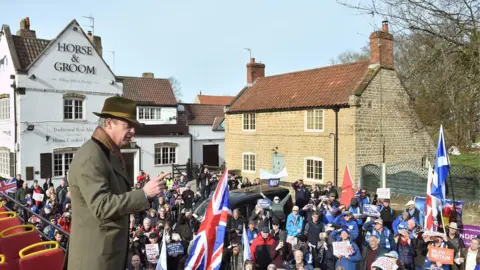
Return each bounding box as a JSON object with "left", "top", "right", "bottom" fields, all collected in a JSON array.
[{"left": 3, "top": 1, "right": 383, "bottom": 103}]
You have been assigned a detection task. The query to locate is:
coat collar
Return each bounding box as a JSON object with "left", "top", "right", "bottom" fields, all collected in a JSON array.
[{"left": 91, "top": 127, "right": 126, "bottom": 169}]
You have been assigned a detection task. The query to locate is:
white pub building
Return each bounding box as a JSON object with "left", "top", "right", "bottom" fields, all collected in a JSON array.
[{"left": 0, "top": 18, "right": 192, "bottom": 184}]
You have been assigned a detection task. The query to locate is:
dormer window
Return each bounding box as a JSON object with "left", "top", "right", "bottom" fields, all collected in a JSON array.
[{"left": 138, "top": 107, "right": 162, "bottom": 120}]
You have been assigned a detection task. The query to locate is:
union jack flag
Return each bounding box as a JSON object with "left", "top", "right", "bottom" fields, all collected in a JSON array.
[
  {"left": 185, "top": 168, "right": 231, "bottom": 270},
  {"left": 0, "top": 177, "right": 17, "bottom": 194}
]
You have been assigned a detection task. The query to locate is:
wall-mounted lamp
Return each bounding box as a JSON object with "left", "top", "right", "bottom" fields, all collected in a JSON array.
[
  {"left": 9, "top": 75, "right": 15, "bottom": 79},
  {"left": 45, "top": 135, "right": 50, "bottom": 142},
  {"left": 27, "top": 125, "right": 34, "bottom": 131},
  {"left": 109, "top": 80, "right": 115, "bottom": 85},
  {"left": 29, "top": 74, "right": 36, "bottom": 80},
  {"left": 130, "top": 141, "right": 137, "bottom": 148}
]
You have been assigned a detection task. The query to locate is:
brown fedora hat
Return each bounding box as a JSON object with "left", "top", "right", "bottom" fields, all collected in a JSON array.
[{"left": 93, "top": 96, "right": 142, "bottom": 126}]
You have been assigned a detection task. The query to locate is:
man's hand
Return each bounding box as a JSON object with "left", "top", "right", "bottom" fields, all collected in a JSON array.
[{"left": 143, "top": 173, "right": 170, "bottom": 198}]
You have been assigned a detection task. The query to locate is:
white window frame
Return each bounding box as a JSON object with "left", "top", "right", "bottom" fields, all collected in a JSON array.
[
  {"left": 0, "top": 150, "right": 10, "bottom": 177},
  {"left": 138, "top": 107, "right": 162, "bottom": 121},
  {"left": 63, "top": 98, "right": 84, "bottom": 120},
  {"left": 304, "top": 109, "right": 324, "bottom": 132},
  {"left": 304, "top": 157, "right": 324, "bottom": 182},
  {"left": 0, "top": 98, "right": 10, "bottom": 121},
  {"left": 242, "top": 113, "right": 256, "bottom": 131},
  {"left": 242, "top": 152, "right": 256, "bottom": 172},
  {"left": 154, "top": 146, "right": 177, "bottom": 165},
  {"left": 53, "top": 152, "right": 75, "bottom": 177}
]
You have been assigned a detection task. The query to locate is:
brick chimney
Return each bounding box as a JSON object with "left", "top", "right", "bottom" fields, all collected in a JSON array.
[
  {"left": 87, "top": 31, "right": 103, "bottom": 57},
  {"left": 246, "top": 58, "right": 265, "bottom": 84},
  {"left": 369, "top": 21, "right": 394, "bottom": 69},
  {"left": 16, "top": 17, "right": 36, "bottom": 38},
  {"left": 142, "top": 72, "right": 154, "bottom": 78}
]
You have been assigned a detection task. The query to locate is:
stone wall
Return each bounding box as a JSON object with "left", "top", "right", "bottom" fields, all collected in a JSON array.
[
  {"left": 355, "top": 69, "right": 435, "bottom": 181},
  {"left": 225, "top": 108, "right": 357, "bottom": 186}
]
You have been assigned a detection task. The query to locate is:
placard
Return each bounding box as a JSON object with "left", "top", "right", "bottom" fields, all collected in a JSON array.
[
  {"left": 363, "top": 204, "right": 381, "bottom": 217},
  {"left": 257, "top": 199, "right": 271, "bottom": 209},
  {"left": 332, "top": 241, "right": 351, "bottom": 257},
  {"left": 32, "top": 193, "right": 44, "bottom": 202},
  {"left": 372, "top": 257, "right": 399, "bottom": 270},
  {"left": 268, "top": 178, "right": 280, "bottom": 187},
  {"left": 167, "top": 242, "right": 184, "bottom": 256},
  {"left": 428, "top": 246, "right": 454, "bottom": 265},
  {"left": 376, "top": 188, "right": 390, "bottom": 199},
  {"left": 145, "top": 244, "right": 159, "bottom": 263},
  {"left": 460, "top": 224, "right": 480, "bottom": 248}
]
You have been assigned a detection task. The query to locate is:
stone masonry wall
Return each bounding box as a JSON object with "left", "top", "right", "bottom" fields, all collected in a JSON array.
[
  {"left": 355, "top": 68, "right": 435, "bottom": 182},
  {"left": 225, "top": 108, "right": 358, "bottom": 186}
]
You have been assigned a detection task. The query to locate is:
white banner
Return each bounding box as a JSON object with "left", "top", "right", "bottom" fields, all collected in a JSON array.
[{"left": 260, "top": 167, "right": 288, "bottom": 180}]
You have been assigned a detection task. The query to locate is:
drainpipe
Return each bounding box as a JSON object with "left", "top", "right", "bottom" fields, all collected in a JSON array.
[
  {"left": 189, "top": 133, "right": 193, "bottom": 179},
  {"left": 12, "top": 76, "right": 18, "bottom": 176},
  {"left": 333, "top": 107, "right": 340, "bottom": 187}
]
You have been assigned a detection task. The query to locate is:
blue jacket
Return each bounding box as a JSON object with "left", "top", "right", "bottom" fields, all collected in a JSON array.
[
  {"left": 286, "top": 213, "right": 304, "bottom": 237},
  {"left": 395, "top": 241, "right": 414, "bottom": 266},
  {"left": 246, "top": 228, "right": 258, "bottom": 244},
  {"left": 363, "top": 221, "right": 396, "bottom": 251},
  {"left": 392, "top": 216, "right": 418, "bottom": 234},
  {"left": 349, "top": 206, "right": 363, "bottom": 226},
  {"left": 335, "top": 242, "right": 361, "bottom": 270},
  {"left": 333, "top": 214, "right": 359, "bottom": 241}
]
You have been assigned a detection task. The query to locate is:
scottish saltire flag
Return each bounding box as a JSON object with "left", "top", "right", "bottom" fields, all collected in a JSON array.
[
  {"left": 155, "top": 229, "right": 167, "bottom": 270},
  {"left": 185, "top": 168, "right": 231, "bottom": 270},
  {"left": 242, "top": 224, "right": 251, "bottom": 263},
  {"left": 0, "top": 177, "right": 17, "bottom": 194},
  {"left": 431, "top": 125, "right": 450, "bottom": 201}
]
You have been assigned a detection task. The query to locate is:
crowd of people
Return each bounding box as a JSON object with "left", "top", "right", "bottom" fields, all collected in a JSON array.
[{"left": 2, "top": 169, "right": 480, "bottom": 270}]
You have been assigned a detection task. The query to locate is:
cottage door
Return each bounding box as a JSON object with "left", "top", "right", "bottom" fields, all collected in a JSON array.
[{"left": 272, "top": 153, "right": 285, "bottom": 174}]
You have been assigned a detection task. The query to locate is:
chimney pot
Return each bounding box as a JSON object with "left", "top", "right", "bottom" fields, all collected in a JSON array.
[
  {"left": 250, "top": 58, "right": 255, "bottom": 63},
  {"left": 17, "top": 17, "right": 36, "bottom": 38},
  {"left": 87, "top": 31, "right": 93, "bottom": 36},
  {"left": 382, "top": 20, "right": 389, "bottom": 32},
  {"left": 142, "top": 72, "right": 154, "bottom": 78}
]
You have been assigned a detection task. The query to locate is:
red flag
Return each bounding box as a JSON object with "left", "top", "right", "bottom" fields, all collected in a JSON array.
[{"left": 340, "top": 164, "right": 354, "bottom": 208}]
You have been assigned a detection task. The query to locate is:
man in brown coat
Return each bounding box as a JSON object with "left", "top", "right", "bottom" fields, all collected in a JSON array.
[{"left": 66, "top": 96, "right": 166, "bottom": 270}]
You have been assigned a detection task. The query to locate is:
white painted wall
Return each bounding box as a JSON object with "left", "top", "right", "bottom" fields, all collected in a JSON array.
[
  {"left": 135, "top": 136, "right": 191, "bottom": 176},
  {"left": 15, "top": 21, "right": 121, "bottom": 182},
  {"left": 189, "top": 125, "right": 225, "bottom": 167},
  {"left": 0, "top": 27, "right": 16, "bottom": 153},
  {"left": 15, "top": 21, "right": 121, "bottom": 94}
]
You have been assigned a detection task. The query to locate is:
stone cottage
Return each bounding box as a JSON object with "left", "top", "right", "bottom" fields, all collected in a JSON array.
[{"left": 225, "top": 22, "right": 434, "bottom": 186}]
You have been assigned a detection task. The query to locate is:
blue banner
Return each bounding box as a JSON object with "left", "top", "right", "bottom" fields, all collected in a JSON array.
[
  {"left": 414, "top": 196, "right": 464, "bottom": 216},
  {"left": 268, "top": 178, "right": 280, "bottom": 187},
  {"left": 363, "top": 204, "right": 381, "bottom": 217},
  {"left": 257, "top": 199, "right": 272, "bottom": 209}
]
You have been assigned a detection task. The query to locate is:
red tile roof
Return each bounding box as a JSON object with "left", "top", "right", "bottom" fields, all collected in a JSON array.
[
  {"left": 196, "top": 95, "right": 235, "bottom": 105},
  {"left": 228, "top": 61, "right": 374, "bottom": 113},
  {"left": 12, "top": 35, "right": 50, "bottom": 69},
  {"left": 183, "top": 104, "right": 225, "bottom": 125},
  {"left": 120, "top": 77, "right": 177, "bottom": 106}
]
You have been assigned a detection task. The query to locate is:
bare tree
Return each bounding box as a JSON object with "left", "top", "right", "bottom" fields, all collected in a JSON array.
[
  {"left": 337, "top": 0, "right": 480, "bottom": 147},
  {"left": 168, "top": 76, "right": 183, "bottom": 102},
  {"left": 330, "top": 46, "right": 370, "bottom": 65}
]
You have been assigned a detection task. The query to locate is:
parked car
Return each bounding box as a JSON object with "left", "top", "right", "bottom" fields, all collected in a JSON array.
[{"left": 193, "top": 185, "right": 293, "bottom": 224}]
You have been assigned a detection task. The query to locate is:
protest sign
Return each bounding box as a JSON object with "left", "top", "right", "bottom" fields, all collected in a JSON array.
[
  {"left": 372, "top": 257, "right": 399, "bottom": 270},
  {"left": 460, "top": 224, "right": 480, "bottom": 248},
  {"left": 376, "top": 188, "right": 391, "bottom": 199},
  {"left": 167, "top": 242, "right": 184, "bottom": 256},
  {"left": 428, "top": 246, "right": 454, "bottom": 265},
  {"left": 363, "top": 204, "right": 381, "bottom": 217},
  {"left": 257, "top": 199, "right": 271, "bottom": 209},
  {"left": 32, "top": 193, "right": 44, "bottom": 202},
  {"left": 145, "top": 244, "right": 159, "bottom": 263},
  {"left": 268, "top": 178, "right": 280, "bottom": 187},
  {"left": 333, "top": 241, "right": 351, "bottom": 257}
]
